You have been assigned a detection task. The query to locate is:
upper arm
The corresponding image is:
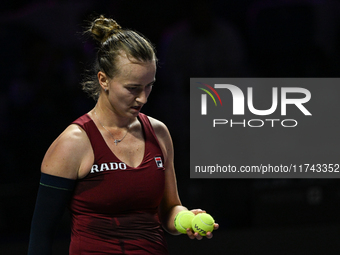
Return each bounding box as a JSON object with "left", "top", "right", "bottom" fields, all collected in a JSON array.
[
  {"left": 41, "top": 124, "right": 93, "bottom": 180},
  {"left": 148, "top": 117, "right": 182, "bottom": 213}
]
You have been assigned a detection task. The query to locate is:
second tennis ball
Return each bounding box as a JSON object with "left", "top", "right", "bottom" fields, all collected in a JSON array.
[
  {"left": 191, "top": 213, "right": 215, "bottom": 236},
  {"left": 174, "top": 211, "right": 195, "bottom": 234}
]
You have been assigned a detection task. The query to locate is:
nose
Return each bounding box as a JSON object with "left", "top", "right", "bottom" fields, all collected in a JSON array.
[{"left": 136, "top": 88, "right": 149, "bottom": 104}]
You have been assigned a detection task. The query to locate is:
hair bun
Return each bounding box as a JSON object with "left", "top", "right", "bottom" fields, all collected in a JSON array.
[{"left": 90, "top": 15, "right": 122, "bottom": 43}]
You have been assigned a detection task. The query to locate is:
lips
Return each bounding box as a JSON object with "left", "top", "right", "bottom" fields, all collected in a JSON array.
[{"left": 131, "top": 105, "right": 142, "bottom": 111}]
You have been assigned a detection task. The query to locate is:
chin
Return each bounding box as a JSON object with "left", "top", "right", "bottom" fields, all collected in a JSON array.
[{"left": 127, "top": 111, "right": 139, "bottom": 118}]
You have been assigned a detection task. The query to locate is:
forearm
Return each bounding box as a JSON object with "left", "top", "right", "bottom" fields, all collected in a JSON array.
[{"left": 28, "top": 173, "right": 75, "bottom": 255}]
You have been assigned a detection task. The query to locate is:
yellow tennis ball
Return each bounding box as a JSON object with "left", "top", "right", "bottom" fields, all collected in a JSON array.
[
  {"left": 174, "top": 211, "right": 195, "bottom": 234},
  {"left": 191, "top": 213, "right": 215, "bottom": 236}
]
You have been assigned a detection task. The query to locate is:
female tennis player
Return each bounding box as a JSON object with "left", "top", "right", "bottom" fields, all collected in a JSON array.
[{"left": 28, "top": 15, "right": 218, "bottom": 254}]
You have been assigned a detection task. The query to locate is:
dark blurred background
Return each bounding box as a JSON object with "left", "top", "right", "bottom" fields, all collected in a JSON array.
[{"left": 1, "top": 0, "right": 340, "bottom": 254}]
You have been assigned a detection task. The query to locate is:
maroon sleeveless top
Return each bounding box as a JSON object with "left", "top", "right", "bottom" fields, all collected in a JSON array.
[{"left": 68, "top": 113, "right": 168, "bottom": 254}]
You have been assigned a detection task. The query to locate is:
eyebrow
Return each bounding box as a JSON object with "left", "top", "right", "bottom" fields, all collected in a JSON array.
[{"left": 125, "top": 80, "right": 156, "bottom": 87}]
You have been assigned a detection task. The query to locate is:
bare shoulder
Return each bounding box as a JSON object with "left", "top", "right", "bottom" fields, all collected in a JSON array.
[
  {"left": 147, "top": 116, "right": 173, "bottom": 162},
  {"left": 147, "top": 116, "right": 170, "bottom": 138},
  {"left": 41, "top": 124, "right": 93, "bottom": 179}
]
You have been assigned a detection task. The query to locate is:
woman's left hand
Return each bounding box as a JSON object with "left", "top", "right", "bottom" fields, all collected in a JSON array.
[{"left": 186, "top": 209, "right": 219, "bottom": 240}]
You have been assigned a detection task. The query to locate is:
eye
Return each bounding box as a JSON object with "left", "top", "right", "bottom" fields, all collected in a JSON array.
[
  {"left": 146, "top": 82, "right": 155, "bottom": 89},
  {"left": 127, "top": 86, "right": 138, "bottom": 91}
]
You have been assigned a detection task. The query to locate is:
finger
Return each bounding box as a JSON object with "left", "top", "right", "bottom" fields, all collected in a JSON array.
[
  {"left": 194, "top": 232, "right": 203, "bottom": 240},
  {"left": 206, "top": 231, "right": 214, "bottom": 239},
  {"left": 190, "top": 209, "right": 206, "bottom": 215},
  {"left": 186, "top": 229, "right": 196, "bottom": 240},
  {"left": 186, "top": 229, "right": 204, "bottom": 240},
  {"left": 214, "top": 223, "right": 219, "bottom": 230}
]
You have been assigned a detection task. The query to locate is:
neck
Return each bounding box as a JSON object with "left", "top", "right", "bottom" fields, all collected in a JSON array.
[{"left": 92, "top": 101, "right": 135, "bottom": 129}]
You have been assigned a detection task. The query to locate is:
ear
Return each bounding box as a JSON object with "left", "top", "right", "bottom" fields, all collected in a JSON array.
[{"left": 98, "top": 71, "right": 109, "bottom": 91}]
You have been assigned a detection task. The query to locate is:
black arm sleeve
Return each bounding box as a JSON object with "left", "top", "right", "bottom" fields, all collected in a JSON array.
[{"left": 28, "top": 173, "right": 75, "bottom": 255}]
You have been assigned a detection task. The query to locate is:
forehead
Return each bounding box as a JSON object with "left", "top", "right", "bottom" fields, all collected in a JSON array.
[{"left": 115, "top": 53, "right": 156, "bottom": 80}]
